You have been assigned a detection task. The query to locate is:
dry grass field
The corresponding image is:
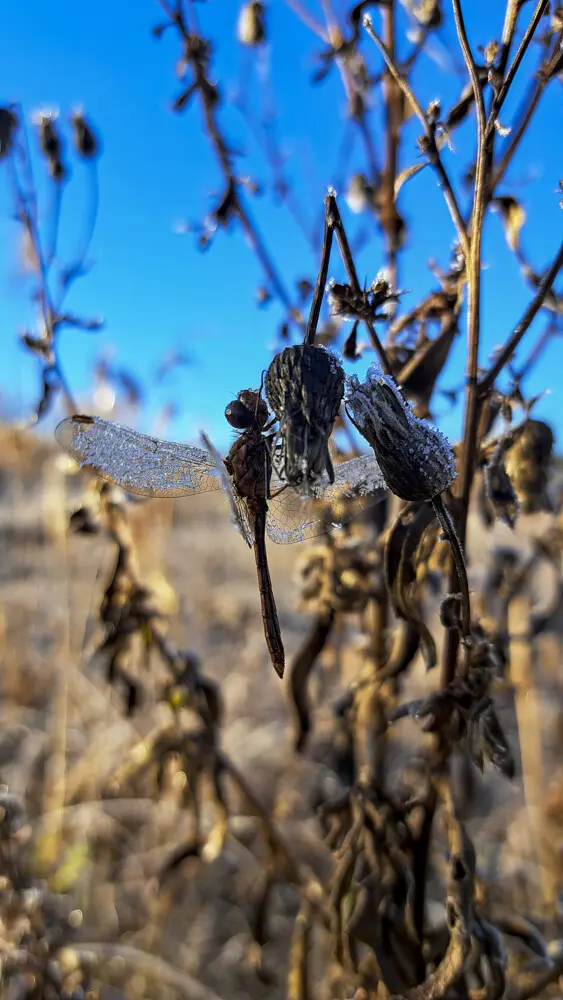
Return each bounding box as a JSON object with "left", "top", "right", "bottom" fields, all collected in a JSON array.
[{"left": 2, "top": 423, "right": 563, "bottom": 1000}]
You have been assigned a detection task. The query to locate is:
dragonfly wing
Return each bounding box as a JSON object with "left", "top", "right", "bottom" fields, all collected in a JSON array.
[
  {"left": 200, "top": 432, "right": 255, "bottom": 547},
  {"left": 266, "top": 454, "right": 388, "bottom": 544},
  {"left": 56, "top": 415, "right": 223, "bottom": 498}
]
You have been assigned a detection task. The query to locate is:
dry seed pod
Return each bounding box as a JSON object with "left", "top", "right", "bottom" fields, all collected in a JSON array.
[
  {"left": 70, "top": 108, "right": 99, "bottom": 158},
  {"left": 346, "top": 366, "right": 456, "bottom": 501},
  {"left": 505, "top": 419, "right": 554, "bottom": 513},
  {"left": 32, "top": 108, "right": 62, "bottom": 161},
  {"left": 266, "top": 344, "right": 345, "bottom": 486},
  {"left": 237, "top": 1, "right": 266, "bottom": 45},
  {"left": 0, "top": 106, "right": 18, "bottom": 159}
]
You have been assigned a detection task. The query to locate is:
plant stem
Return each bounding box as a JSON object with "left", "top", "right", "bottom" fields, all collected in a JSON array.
[
  {"left": 431, "top": 495, "right": 471, "bottom": 641},
  {"left": 329, "top": 197, "right": 393, "bottom": 373},
  {"left": 363, "top": 17, "right": 470, "bottom": 261},
  {"left": 304, "top": 194, "right": 336, "bottom": 346}
]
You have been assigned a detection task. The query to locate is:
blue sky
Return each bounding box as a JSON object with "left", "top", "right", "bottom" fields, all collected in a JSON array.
[{"left": 1, "top": 0, "right": 562, "bottom": 451}]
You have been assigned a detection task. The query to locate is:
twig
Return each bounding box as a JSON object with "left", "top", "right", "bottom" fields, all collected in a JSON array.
[
  {"left": 304, "top": 193, "right": 336, "bottom": 346},
  {"left": 328, "top": 195, "right": 393, "bottom": 373},
  {"left": 363, "top": 16, "right": 470, "bottom": 262},
  {"left": 158, "top": 0, "right": 304, "bottom": 331},
  {"left": 493, "top": 29, "right": 562, "bottom": 191},
  {"left": 381, "top": 0, "right": 401, "bottom": 288},
  {"left": 478, "top": 241, "right": 563, "bottom": 394},
  {"left": 489, "top": 0, "right": 550, "bottom": 132},
  {"left": 441, "top": 0, "right": 490, "bottom": 687},
  {"left": 431, "top": 494, "right": 471, "bottom": 640},
  {"left": 513, "top": 315, "right": 561, "bottom": 383},
  {"left": 74, "top": 943, "right": 225, "bottom": 1000}
]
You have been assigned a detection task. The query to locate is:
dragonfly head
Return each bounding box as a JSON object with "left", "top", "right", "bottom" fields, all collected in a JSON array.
[{"left": 225, "top": 389, "right": 269, "bottom": 431}]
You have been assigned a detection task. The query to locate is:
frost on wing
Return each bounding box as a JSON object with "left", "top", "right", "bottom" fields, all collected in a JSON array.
[{"left": 56, "top": 415, "right": 223, "bottom": 498}]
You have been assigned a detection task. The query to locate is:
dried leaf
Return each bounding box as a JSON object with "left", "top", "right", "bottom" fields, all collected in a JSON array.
[
  {"left": 394, "top": 162, "right": 427, "bottom": 199},
  {"left": 289, "top": 610, "right": 335, "bottom": 752},
  {"left": 479, "top": 704, "right": 515, "bottom": 778},
  {"left": 342, "top": 320, "right": 361, "bottom": 360},
  {"left": 287, "top": 907, "right": 311, "bottom": 1000},
  {"left": 483, "top": 431, "right": 520, "bottom": 529},
  {"left": 237, "top": 1, "right": 266, "bottom": 46},
  {"left": 172, "top": 84, "right": 197, "bottom": 112},
  {"left": 396, "top": 319, "right": 458, "bottom": 417},
  {"left": 492, "top": 196, "right": 526, "bottom": 252},
  {"left": 384, "top": 502, "right": 437, "bottom": 669},
  {"left": 0, "top": 106, "right": 18, "bottom": 159}
]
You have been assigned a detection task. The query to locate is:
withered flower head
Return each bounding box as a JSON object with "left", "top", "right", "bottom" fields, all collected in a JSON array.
[
  {"left": 327, "top": 273, "right": 400, "bottom": 322},
  {"left": 0, "top": 106, "right": 18, "bottom": 159},
  {"left": 265, "top": 344, "right": 345, "bottom": 487},
  {"left": 346, "top": 365, "right": 456, "bottom": 501},
  {"left": 32, "top": 107, "right": 62, "bottom": 160},
  {"left": 237, "top": 1, "right": 266, "bottom": 46},
  {"left": 70, "top": 108, "right": 99, "bottom": 158},
  {"left": 505, "top": 418, "right": 554, "bottom": 513}
]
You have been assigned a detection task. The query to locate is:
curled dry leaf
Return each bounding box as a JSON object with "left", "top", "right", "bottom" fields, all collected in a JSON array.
[
  {"left": 492, "top": 196, "right": 526, "bottom": 253},
  {"left": 484, "top": 437, "right": 519, "bottom": 529},
  {"left": 289, "top": 610, "right": 335, "bottom": 752},
  {"left": 395, "top": 319, "right": 458, "bottom": 418},
  {"left": 237, "top": 1, "right": 266, "bottom": 46},
  {"left": 394, "top": 162, "right": 427, "bottom": 200},
  {"left": 384, "top": 502, "right": 437, "bottom": 669}
]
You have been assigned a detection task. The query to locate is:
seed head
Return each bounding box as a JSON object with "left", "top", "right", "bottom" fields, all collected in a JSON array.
[
  {"left": 346, "top": 366, "right": 456, "bottom": 501},
  {"left": 237, "top": 1, "right": 266, "bottom": 46},
  {"left": 265, "top": 344, "right": 345, "bottom": 487},
  {"left": 0, "top": 106, "right": 18, "bottom": 159},
  {"left": 70, "top": 108, "right": 99, "bottom": 158},
  {"left": 32, "top": 108, "right": 62, "bottom": 160}
]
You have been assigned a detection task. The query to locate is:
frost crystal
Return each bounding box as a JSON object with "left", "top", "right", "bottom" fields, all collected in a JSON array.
[{"left": 345, "top": 366, "right": 456, "bottom": 501}]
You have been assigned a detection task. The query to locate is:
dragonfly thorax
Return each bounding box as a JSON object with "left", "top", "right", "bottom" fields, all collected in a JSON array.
[{"left": 224, "top": 431, "right": 270, "bottom": 501}]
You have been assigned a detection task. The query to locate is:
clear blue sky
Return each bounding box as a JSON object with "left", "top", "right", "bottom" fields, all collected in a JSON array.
[{"left": 1, "top": 0, "right": 562, "bottom": 450}]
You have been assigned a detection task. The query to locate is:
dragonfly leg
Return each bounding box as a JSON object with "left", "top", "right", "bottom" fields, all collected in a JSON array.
[{"left": 268, "top": 482, "right": 290, "bottom": 500}]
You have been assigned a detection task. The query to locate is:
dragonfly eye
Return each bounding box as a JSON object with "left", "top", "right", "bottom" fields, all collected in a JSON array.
[{"left": 225, "top": 399, "right": 254, "bottom": 429}]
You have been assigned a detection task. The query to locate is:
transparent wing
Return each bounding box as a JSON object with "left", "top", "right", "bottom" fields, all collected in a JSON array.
[
  {"left": 266, "top": 454, "right": 388, "bottom": 544},
  {"left": 200, "top": 432, "right": 255, "bottom": 548},
  {"left": 56, "top": 415, "right": 223, "bottom": 498}
]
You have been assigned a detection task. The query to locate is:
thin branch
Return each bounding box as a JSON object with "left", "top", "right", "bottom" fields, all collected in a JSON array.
[
  {"left": 432, "top": 494, "right": 471, "bottom": 641},
  {"left": 478, "top": 241, "right": 563, "bottom": 395},
  {"left": 506, "top": 952, "right": 563, "bottom": 1000},
  {"left": 514, "top": 315, "right": 561, "bottom": 382},
  {"left": 489, "top": 0, "right": 549, "bottom": 131},
  {"left": 304, "top": 193, "right": 335, "bottom": 345},
  {"left": 363, "top": 17, "right": 470, "bottom": 261},
  {"left": 282, "top": 0, "right": 329, "bottom": 41},
  {"left": 329, "top": 196, "right": 393, "bottom": 373},
  {"left": 440, "top": 0, "right": 489, "bottom": 687},
  {"left": 158, "top": 0, "right": 304, "bottom": 331},
  {"left": 381, "top": 0, "right": 401, "bottom": 288},
  {"left": 74, "top": 943, "right": 225, "bottom": 1000},
  {"left": 492, "top": 29, "right": 562, "bottom": 191}
]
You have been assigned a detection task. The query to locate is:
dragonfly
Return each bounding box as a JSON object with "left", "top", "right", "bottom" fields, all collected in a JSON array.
[{"left": 56, "top": 389, "right": 388, "bottom": 679}]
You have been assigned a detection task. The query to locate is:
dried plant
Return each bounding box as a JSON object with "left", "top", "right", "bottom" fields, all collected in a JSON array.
[{"left": 2, "top": 1, "right": 563, "bottom": 998}]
